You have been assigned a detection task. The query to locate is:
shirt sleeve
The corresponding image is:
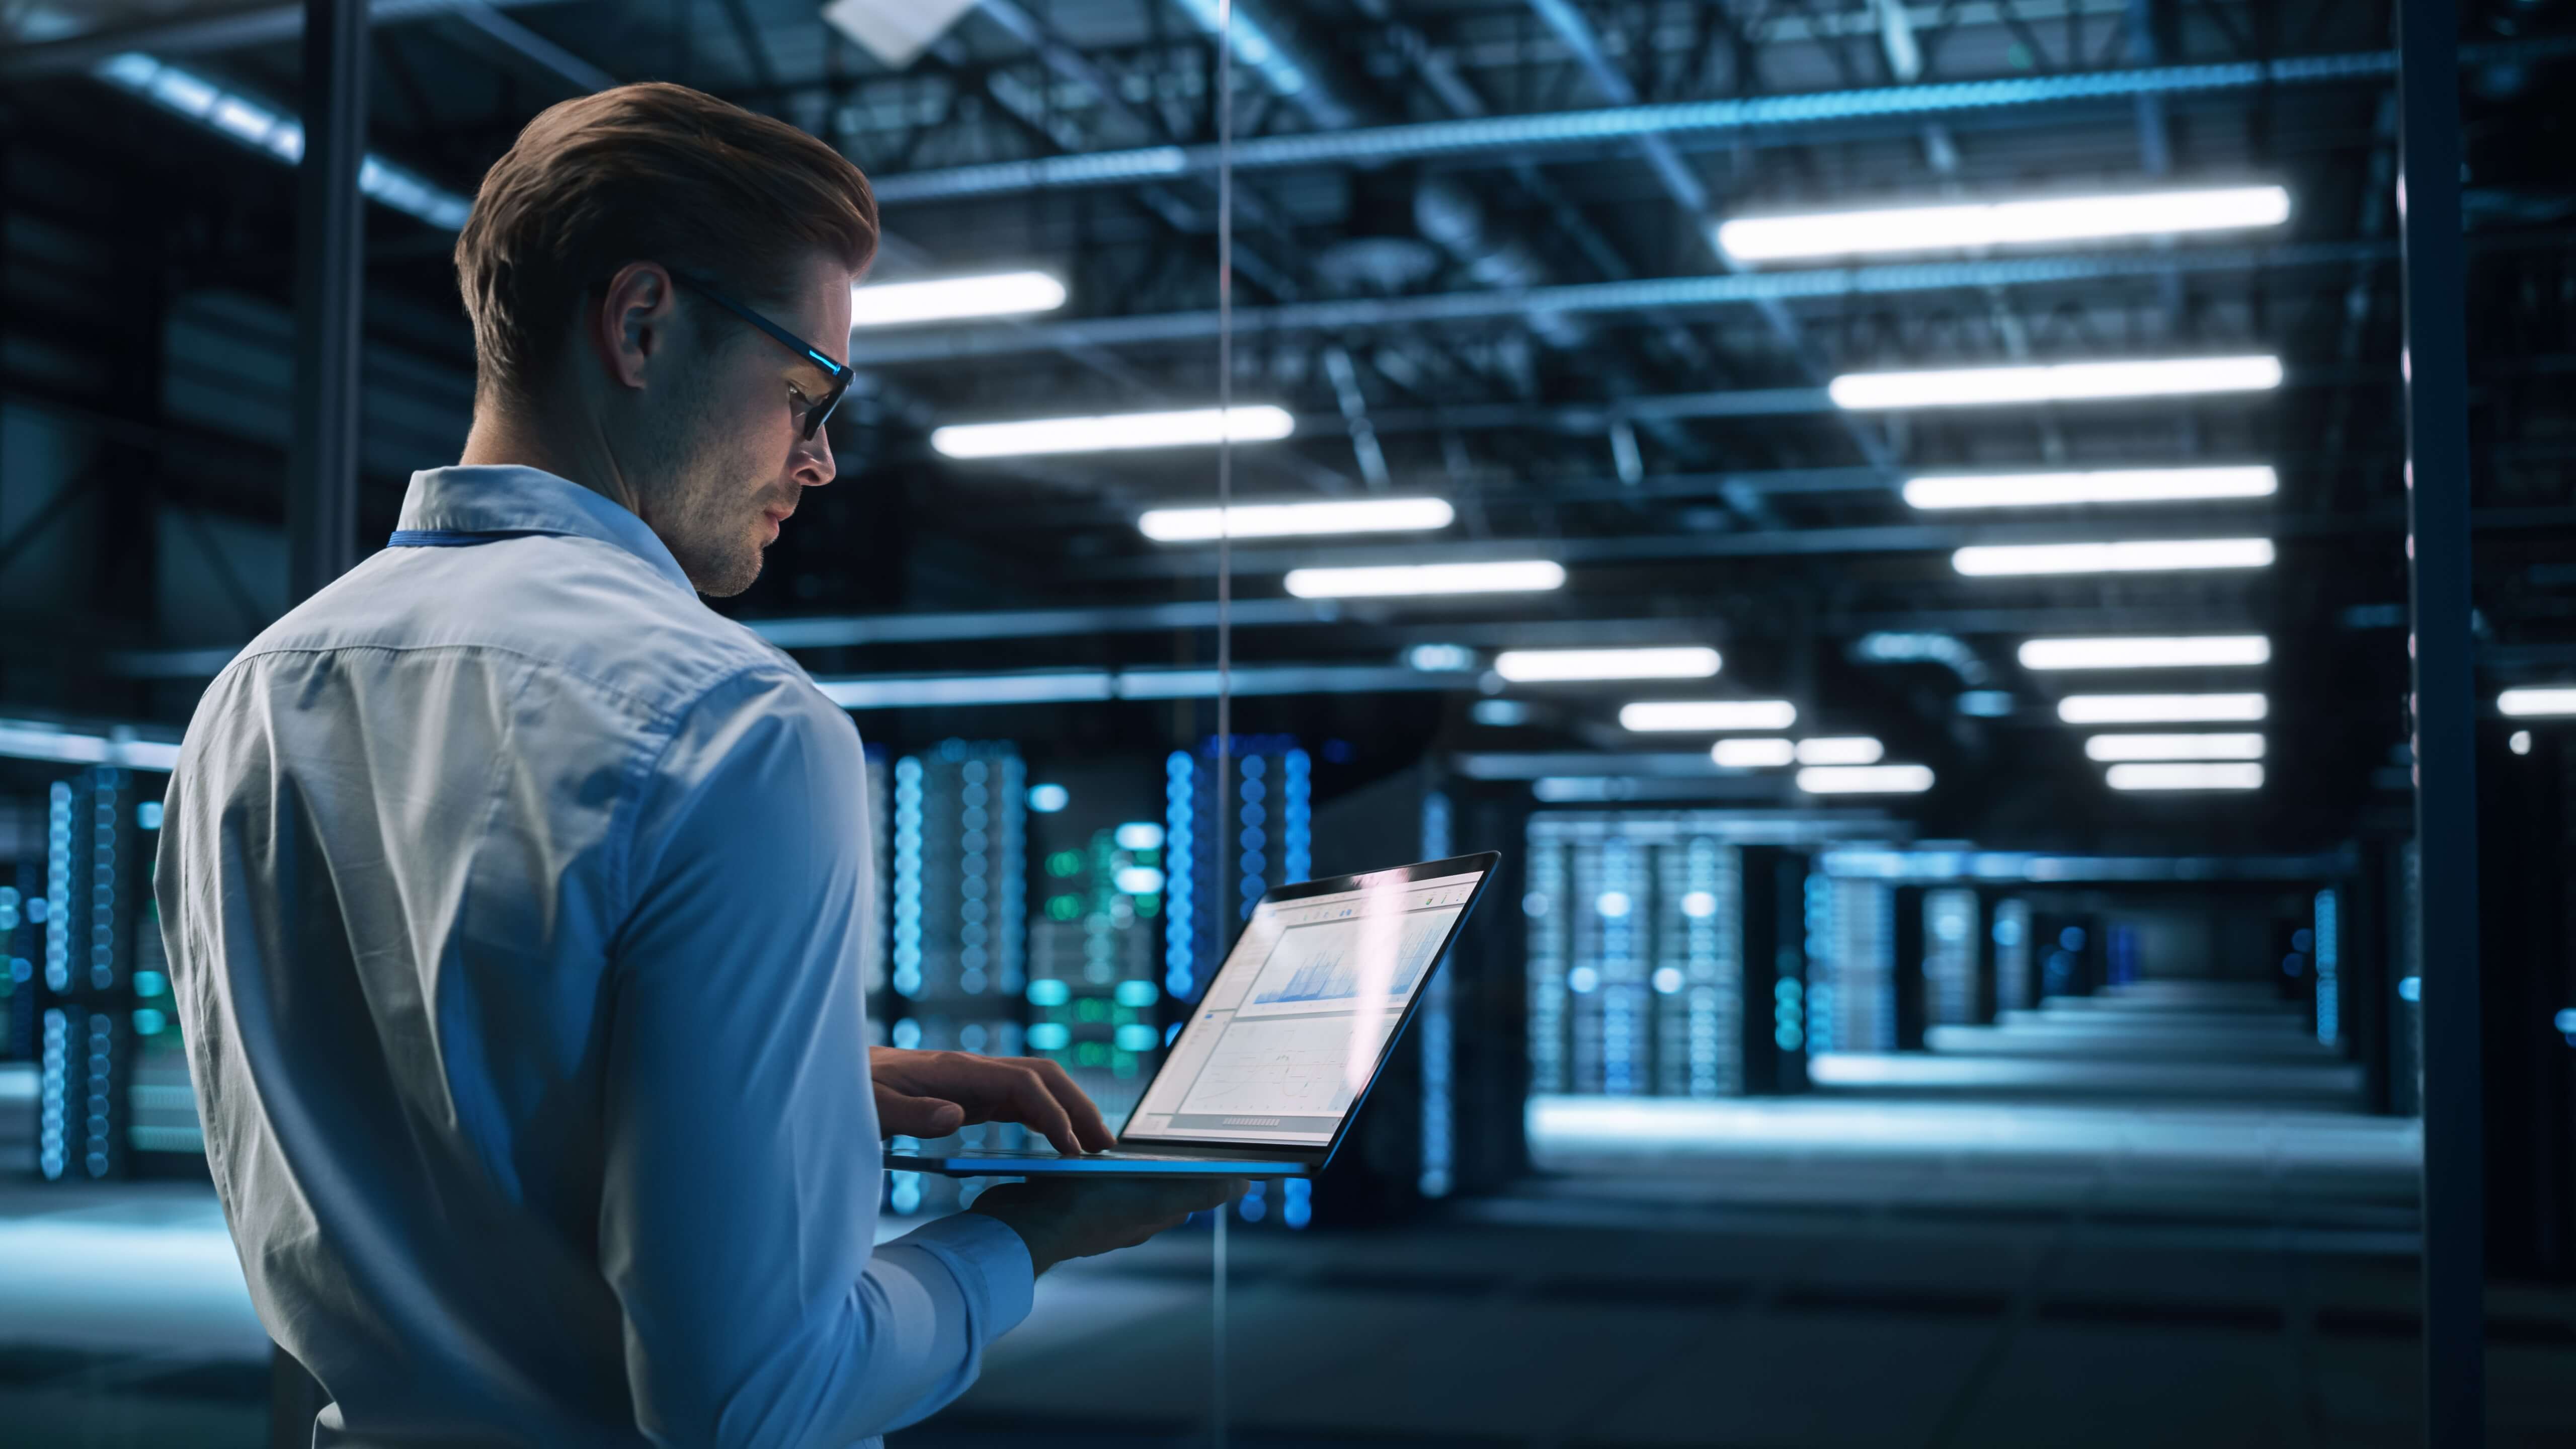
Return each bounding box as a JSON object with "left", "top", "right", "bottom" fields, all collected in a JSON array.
[{"left": 596, "top": 669, "right": 1034, "bottom": 1447}]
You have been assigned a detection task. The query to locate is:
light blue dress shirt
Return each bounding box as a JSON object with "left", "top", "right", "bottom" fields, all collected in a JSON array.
[{"left": 155, "top": 464, "right": 1031, "bottom": 1447}]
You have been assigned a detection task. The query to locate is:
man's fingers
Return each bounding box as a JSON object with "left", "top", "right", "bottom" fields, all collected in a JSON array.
[
  {"left": 1022, "top": 1056, "right": 1116, "bottom": 1152},
  {"left": 1001, "top": 1065, "right": 1084, "bottom": 1156},
  {"left": 873, "top": 1089, "right": 965, "bottom": 1140}
]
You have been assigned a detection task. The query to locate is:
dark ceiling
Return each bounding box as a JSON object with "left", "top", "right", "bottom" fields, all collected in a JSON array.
[{"left": 1, "top": 0, "right": 2571, "bottom": 849}]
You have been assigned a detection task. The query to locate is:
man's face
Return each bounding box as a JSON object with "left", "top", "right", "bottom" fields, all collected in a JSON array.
[{"left": 636, "top": 251, "right": 852, "bottom": 597}]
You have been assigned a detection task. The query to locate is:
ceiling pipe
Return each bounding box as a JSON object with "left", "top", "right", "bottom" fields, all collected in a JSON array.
[{"left": 865, "top": 42, "right": 2572, "bottom": 204}]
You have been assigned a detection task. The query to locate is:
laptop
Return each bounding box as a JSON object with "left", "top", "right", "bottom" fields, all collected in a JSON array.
[{"left": 888, "top": 851, "right": 1500, "bottom": 1178}]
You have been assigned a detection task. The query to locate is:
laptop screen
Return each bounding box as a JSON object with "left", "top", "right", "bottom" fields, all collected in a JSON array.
[{"left": 1122, "top": 861, "right": 1489, "bottom": 1149}]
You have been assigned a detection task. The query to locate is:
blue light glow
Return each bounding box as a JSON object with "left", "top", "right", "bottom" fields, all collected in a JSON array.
[
  {"left": 1281, "top": 1176, "right": 1312, "bottom": 1229},
  {"left": 1114, "top": 980, "right": 1159, "bottom": 1008},
  {"left": 1114, "top": 822, "right": 1165, "bottom": 851},
  {"left": 1164, "top": 752, "right": 1195, "bottom": 998},
  {"left": 1028, "top": 1022, "right": 1072, "bottom": 1051},
  {"left": 1027, "top": 979, "right": 1070, "bottom": 1006},
  {"left": 892, "top": 757, "right": 924, "bottom": 998},
  {"left": 1114, "top": 1023, "right": 1160, "bottom": 1052},
  {"left": 1418, "top": 792, "right": 1454, "bottom": 1197},
  {"left": 2398, "top": 975, "right": 2422, "bottom": 1003},
  {"left": 2314, "top": 888, "right": 2341, "bottom": 1047},
  {"left": 1026, "top": 783, "right": 1070, "bottom": 813},
  {"left": 1114, "top": 866, "right": 1166, "bottom": 896}
]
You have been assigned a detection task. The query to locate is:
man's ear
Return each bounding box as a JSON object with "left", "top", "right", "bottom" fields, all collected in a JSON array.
[{"left": 589, "top": 261, "right": 679, "bottom": 392}]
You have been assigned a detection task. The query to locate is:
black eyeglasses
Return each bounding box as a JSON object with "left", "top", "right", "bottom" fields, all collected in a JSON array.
[{"left": 668, "top": 269, "right": 853, "bottom": 441}]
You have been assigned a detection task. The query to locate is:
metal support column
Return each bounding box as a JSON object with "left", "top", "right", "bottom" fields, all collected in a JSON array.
[
  {"left": 287, "top": 0, "right": 368, "bottom": 602},
  {"left": 274, "top": 3, "right": 368, "bottom": 1441},
  {"left": 2396, "top": 1, "right": 2481, "bottom": 1443}
]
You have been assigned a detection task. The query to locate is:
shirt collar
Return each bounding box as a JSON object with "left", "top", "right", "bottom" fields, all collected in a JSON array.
[{"left": 396, "top": 465, "right": 697, "bottom": 597}]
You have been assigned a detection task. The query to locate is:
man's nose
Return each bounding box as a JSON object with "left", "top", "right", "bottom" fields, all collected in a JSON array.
[{"left": 794, "top": 429, "right": 837, "bottom": 488}]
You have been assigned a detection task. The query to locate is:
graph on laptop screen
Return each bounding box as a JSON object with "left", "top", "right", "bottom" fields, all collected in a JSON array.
[{"left": 1123, "top": 867, "right": 1484, "bottom": 1147}]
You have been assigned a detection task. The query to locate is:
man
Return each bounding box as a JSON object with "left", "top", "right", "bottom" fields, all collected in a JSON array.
[{"left": 156, "top": 83, "right": 1230, "bottom": 1446}]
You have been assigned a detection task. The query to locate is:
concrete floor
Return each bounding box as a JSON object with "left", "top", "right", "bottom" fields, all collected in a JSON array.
[{"left": 4, "top": 982, "right": 2569, "bottom": 1447}]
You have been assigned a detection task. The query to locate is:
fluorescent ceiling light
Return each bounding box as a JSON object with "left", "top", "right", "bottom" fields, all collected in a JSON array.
[
  {"left": 2499, "top": 687, "right": 2576, "bottom": 717},
  {"left": 1140, "top": 497, "right": 1453, "bottom": 542},
  {"left": 2106, "top": 762, "right": 2266, "bottom": 791},
  {"left": 850, "top": 271, "right": 1067, "bottom": 328},
  {"left": 2057, "top": 693, "right": 2268, "bottom": 725},
  {"left": 932, "top": 405, "right": 1294, "bottom": 458},
  {"left": 1903, "top": 465, "right": 2278, "bottom": 510},
  {"left": 0, "top": 719, "right": 180, "bottom": 772},
  {"left": 1495, "top": 647, "right": 1721, "bottom": 683},
  {"left": 1797, "top": 764, "right": 1935, "bottom": 794},
  {"left": 1715, "top": 186, "right": 2291, "bottom": 263},
  {"left": 1712, "top": 738, "right": 1796, "bottom": 768},
  {"left": 1830, "top": 356, "right": 2282, "bottom": 410},
  {"left": 2018, "top": 635, "right": 2272, "bottom": 670},
  {"left": 2084, "top": 733, "right": 2267, "bottom": 762},
  {"left": 1953, "top": 538, "right": 2274, "bottom": 576},
  {"left": 1796, "top": 737, "right": 1885, "bottom": 765},
  {"left": 1620, "top": 700, "right": 1798, "bottom": 733},
  {"left": 1283, "top": 560, "right": 1565, "bottom": 599},
  {"left": 95, "top": 54, "right": 472, "bottom": 230}
]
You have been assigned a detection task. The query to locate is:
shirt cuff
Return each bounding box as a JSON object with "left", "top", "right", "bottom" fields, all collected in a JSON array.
[{"left": 890, "top": 1211, "right": 1037, "bottom": 1342}]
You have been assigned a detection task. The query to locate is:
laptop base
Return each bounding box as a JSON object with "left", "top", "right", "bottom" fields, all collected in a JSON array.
[{"left": 887, "top": 1148, "right": 1314, "bottom": 1178}]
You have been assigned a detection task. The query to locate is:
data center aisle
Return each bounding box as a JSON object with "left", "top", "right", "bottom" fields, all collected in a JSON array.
[{"left": 896, "top": 983, "right": 2572, "bottom": 1449}]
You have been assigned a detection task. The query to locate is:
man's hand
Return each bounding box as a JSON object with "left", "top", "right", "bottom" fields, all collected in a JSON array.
[
  {"left": 868, "top": 1048, "right": 1116, "bottom": 1157},
  {"left": 969, "top": 1178, "right": 1245, "bottom": 1276}
]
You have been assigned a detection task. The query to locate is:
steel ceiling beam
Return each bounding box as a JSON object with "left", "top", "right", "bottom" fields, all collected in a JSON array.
[
  {"left": 848, "top": 238, "right": 2393, "bottom": 364},
  {"left": 1068, "top": 503, "right": 2576, "bottom": 581},
  {"left": 0, "top": 0, "right": 575, "bottom": 78},
  {"left": 862, "top": 45, "right": 2572, "bottom": 204}
]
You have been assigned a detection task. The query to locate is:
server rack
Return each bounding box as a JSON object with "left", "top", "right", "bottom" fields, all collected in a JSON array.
[
  {"left": 1027, "top": 810, "right": 1164, "bottom": 1122},
  {"left": 1524, "top": 814, "right": 1748, "bottom": 1098},
  {"left": 2, "top": 860, "right": 33, "bottom": 1063},
  {"left": 1167, "top": 736, "right": 1311, "bottom": 1003},
  {"left": 883, "top": 741, "right": 1027, "bottom": 1216},
  {"left": 1990, "top": 897, "right": 2034, "bottom": 1014},
  {"left": 36, "top": 768, "right": 149, "bottom": 1181},
  {"left": 1169, "top": 737, "right": 1313, "bottom": 1230},
  {"left": 1924, "top": 888, "right": 1980, "bottom": 1028},
  {"left": 1811, "top": 876, "right": 1894, "bottom": 1055},
  {"left": 1738, "top": 845, "right": 1811, "bottom": 1096}
]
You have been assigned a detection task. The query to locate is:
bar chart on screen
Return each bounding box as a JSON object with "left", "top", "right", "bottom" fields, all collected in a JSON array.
[{"left": 1246, "top": 915, "right": 1452, "bottom": 1008}]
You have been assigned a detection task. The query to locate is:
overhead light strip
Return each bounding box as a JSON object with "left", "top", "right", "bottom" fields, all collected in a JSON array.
[
  {"left": 1712, "top": 738, "right": 1796, "bottom": 768},
  {"left": 1831, "top": 356, "right": 2282, "bottom": 410},
  {"left": 1283, "top": 560, "right": 1565, "bottom": 599},
  {"left": 1954, "top": 539, "right": 2275, "bottom": 576},
  {"left": 1717, "top": 185, "right": 2291, "bottom": 264},
  {"left": 1796, "top": 764, "right": 1935, "bottom": 795},
  {"left": 850, "top": 271, "right": 1068, "bottom": 328},
  {"left": 1621, "top": 700, "right": 1799, "bottom": 733},
  {"left": 2018, "top": 635, "right": 2272, "bottom": 670},
  {"left": 933, "top": 405, "right": 1294, "bottom": 458},
  {"left": 2499, "top": 687, "right": 2576, "bottom": 717},
  {"left": 95, "top": 53, "right": 472, "bottom": 230},
  {"left": 2085, "top": 733, "right": 2267, "bottom": 762},
  {"left": 2058, "top": 693, "right": 2269, "bottom": 725},
  {"left": 2105, "top": 762, "right": 2266, "bottom": 791},
  {"left": 1139, "top": 497, "right": 1454, "bottom": 542},
  {"left": 1903, "top": 465, "right": 2278, "bottom": 510},
  {"left": 1495, "top": 647, "right": 1721, "bottom": 683}
]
